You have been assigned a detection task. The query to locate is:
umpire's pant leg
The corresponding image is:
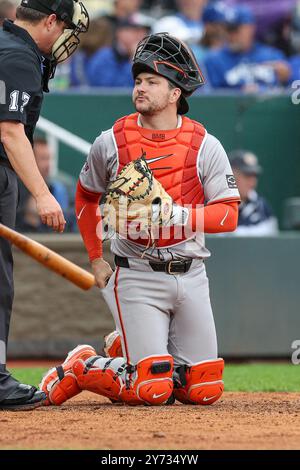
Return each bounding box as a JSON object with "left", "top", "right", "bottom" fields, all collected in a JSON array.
[{"left": 0, "top": 166, "right": 19, "bottom": 401}]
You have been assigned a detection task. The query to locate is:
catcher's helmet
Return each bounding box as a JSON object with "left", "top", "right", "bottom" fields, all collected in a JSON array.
[
  {"left": 132, "top": 33, "right": 205, "bottom": 114},
  {"left": 20, "top": 0, "right": 89, "bottom": 63}
]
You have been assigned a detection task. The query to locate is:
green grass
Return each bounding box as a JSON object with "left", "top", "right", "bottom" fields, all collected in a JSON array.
[
  {"left": 10, "top": 363, "right": 300, "bottom": 392},
  {"left": 224, "top": 363, "right": 300, "bottom": 392},
  {"left": 11, "top": 367, "right": 48, "bottom": 387}
]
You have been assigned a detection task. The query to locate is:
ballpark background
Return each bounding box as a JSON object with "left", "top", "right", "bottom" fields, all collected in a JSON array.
[{"left": 1, "top": 0, "right": 300, "bottom": 453}]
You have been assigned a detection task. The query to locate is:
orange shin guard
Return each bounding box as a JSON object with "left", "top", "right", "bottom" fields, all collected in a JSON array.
[
  {"left": 72, "top": 355, "right": 174, "bottom": 406},
  {"left": 173, "top": 359, "right": 224, "bottom": 405},
  {"left": 40, "top": 366, "right": 81, "bottom": 406},
  {"left": 72, "top": 357, "right": 125, "bottom": 402},
  {"left": 133, "top": 355, "right": 174, "bottom": 405},
  {"left": 40, "top": 345, "right": 97, "bottom": 405}
]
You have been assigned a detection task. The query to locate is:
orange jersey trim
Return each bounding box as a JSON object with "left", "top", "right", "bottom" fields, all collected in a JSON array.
[{"left": 206, "top": 196, "right": 241, "bottom": 205}]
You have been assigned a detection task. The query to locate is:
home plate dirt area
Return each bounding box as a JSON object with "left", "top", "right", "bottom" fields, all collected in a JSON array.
[{"left": 0, "top": 392, "right": 299, "bottom": 450}]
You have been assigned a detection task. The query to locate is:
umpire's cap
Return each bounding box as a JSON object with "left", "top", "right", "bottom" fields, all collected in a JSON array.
[
  {"left": 229, "top": 150, "right": 262, "bottom": 175},
  {"left": 20, "top": 0, "right": 89, "bottom": 63},
  {"left": 132, "top": 33, "right": 205, "bottom": 115},
  {"left": 20, "top": 0, "right": 78, "bottom": 28}
]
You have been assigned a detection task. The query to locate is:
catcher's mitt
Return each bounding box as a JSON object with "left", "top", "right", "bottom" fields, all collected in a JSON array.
[{"left": 101, "top": 156, "right": 173, "bottom": 238}]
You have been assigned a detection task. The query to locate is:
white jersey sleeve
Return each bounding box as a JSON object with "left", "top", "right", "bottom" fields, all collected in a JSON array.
[
  {"left": 79, "top": 129, "right": 118, "bottom": 193},
  {"left": 198, "top": 133, "right": 241, "bottom": 204}
]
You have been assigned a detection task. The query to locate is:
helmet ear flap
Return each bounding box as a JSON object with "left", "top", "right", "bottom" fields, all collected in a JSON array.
[{"left": 178, "top": 95, "right": 189, "bottom": 115}]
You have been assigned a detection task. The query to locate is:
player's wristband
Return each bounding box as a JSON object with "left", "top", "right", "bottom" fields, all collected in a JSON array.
[
  {"left": 169, "top": 204, "right": 189, "bottom": 226},
  {"left": 151, "top": 203, "right": 189, "bottom": 226}
]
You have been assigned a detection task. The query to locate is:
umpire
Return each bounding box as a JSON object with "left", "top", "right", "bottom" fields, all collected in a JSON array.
[{"left": 0, "top": 0, "right": 89, "bottom": 410}]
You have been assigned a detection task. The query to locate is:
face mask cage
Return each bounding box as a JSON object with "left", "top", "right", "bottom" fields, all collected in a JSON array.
[
  {"left": 52, "top": 28, "right": 80, "bottom": 63},
  {"left": 52, "top": 1, "right": 89, "bottom": 63},
  {"left": 133, "top": 33, "right": 205, "bottom": 93}
]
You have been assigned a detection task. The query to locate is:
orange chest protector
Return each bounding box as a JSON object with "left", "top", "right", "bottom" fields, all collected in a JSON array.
[
  {"left": 113, "top": 113, "right": 206, "bottom": 206},
  {"left": 113, "top": 113, "right": 207, "bottom": 248}
]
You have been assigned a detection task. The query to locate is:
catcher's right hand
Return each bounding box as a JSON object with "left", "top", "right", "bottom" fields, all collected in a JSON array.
[{"left": 91, "top": 258, "right": 113, "bottom": 289}]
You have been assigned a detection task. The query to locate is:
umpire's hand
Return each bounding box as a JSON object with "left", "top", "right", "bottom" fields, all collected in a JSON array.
[{"left": 36, "top": 192, "right": 66, "bottom": 233}]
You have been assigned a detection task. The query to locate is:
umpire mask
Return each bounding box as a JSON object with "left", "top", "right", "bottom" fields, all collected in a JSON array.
[
  {"left": 52, "top": 1, "right": 89, "bottom": 63},
  {"left": 20, "top": 0, "right": 90, "bottom": 63}
]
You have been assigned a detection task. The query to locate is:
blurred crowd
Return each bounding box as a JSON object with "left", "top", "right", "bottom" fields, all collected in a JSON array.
[
  {"left": 52, "top": 0, "right": 300, "bottom": 92},
  {"left": 2, "top": 0, "right": 300, "bottom": 92}
]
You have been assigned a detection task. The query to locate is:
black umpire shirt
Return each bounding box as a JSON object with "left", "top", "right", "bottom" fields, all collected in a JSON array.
[{"left": 0, "top": 20, "right": 45, "bottom": 169}]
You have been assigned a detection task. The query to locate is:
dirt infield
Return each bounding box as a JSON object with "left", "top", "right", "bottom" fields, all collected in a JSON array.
[{"left": 0, "top": 392, "right": 299, "bottom": 450}]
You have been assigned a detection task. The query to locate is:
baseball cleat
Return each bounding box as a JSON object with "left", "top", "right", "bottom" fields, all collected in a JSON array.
[
  {"left": 62, "top": 344, "right": 97, "bottom": 366},
  {"left": 0, "top": 384, "right": 47, "bottom": 411},
  {"left": 103, "top": 331, "right": 123, "bottom": 358}
]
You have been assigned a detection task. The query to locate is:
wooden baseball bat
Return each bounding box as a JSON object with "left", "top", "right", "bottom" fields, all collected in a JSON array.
[{"left": 0, "top": 223, "right": 95, "bottom": 290}]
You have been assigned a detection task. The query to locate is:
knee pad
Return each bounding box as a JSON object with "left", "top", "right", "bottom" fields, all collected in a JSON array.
[
  {"left": 173, "top": 358, "right": 224, "bottom": 406},
  {"left": 40, "top": 344, "right": 97, "bottom": 405},
  {"left": 73, "top": 354, "right": 174, "bottom": 406},
  {"left": 132, "top": 355, "right": 174, "bottom": 406},
  {"left": 72, "top": 356, "right": 126, "bottom": 402},
  {"left": 103, "top": 330, "right": 123, "bottom": 358}
]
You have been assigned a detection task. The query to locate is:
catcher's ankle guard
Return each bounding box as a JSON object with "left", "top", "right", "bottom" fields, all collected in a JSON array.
[
  {"left": 40, "top": 365, "right": 81, "bottom": 406},
  {"left": 173, "top": 359, "right": 224, "bottom": 405},
  {"left": 40, "top": 345, "right": 97, "bottom": 406},
  {"left": 133, "top": 355, "right": 174, "bottom": 405}
]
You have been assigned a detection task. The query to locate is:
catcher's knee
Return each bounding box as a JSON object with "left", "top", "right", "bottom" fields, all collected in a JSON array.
[
  {"left": 173, "top": 358, "right": 224, "bottom": 405},
  {"left": 132, "top": 355, "right": 174, "bottom": 406},
  {"left": 40, "top": 344, "right": 97, "bottom": 406}
]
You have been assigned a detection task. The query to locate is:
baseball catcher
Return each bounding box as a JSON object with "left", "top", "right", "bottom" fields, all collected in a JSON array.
[{"left": 41, "top": 33, "right": 240, "bottom": 406}]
